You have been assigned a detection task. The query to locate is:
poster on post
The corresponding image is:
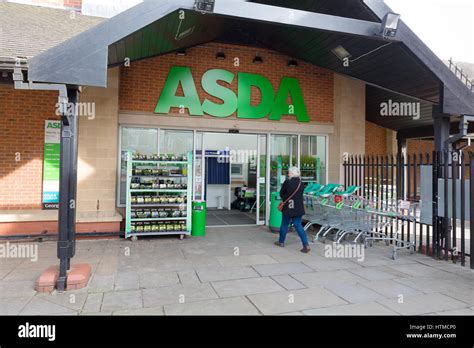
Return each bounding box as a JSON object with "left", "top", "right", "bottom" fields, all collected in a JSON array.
[{"left": 42, "top": 120, "right": 61, "bottom": 209}]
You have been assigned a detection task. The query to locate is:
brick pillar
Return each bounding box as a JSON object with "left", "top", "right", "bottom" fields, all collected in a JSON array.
[{"left": 64, "top": 0, "right": 82, "bottom": 10}]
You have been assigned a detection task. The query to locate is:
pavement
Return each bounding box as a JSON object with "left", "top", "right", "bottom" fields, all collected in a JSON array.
[{"left": 0, "top": 226, "right": 473, "bottom": 316}]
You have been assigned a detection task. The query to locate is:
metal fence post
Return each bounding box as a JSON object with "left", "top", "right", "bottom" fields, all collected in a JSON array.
[{"left": 470, "top": 152, "right": 474, "bottom": 269}]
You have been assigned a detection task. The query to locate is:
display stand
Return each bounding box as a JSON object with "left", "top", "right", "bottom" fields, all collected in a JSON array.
[{"left": 125, "top": 151, "right": 193, "bottom": 241}]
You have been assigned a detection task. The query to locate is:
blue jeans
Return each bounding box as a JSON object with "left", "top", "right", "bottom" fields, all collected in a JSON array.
[{"left": 279, "top": 215, "right": 309, "bottom": 247}]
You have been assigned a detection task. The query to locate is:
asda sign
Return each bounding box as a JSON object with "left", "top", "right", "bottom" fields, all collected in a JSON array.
[{"left": 155, "top": 66, "right": 310, "bottom": 122}]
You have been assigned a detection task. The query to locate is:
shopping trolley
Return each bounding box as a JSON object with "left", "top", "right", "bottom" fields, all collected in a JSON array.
[{"left": 304, "top": 188, "right": 417, "bottom": 260}]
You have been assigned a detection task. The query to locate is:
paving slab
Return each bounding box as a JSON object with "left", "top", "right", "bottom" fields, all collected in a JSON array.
[
  {"left": 79, "top": 311, "right": 112, "bottom": 316},
  {"left": 303, "top": 258, "right": 363, "bottom": 272},
  {"left": 360, "top": 279, "right": 423, "bottom": 299},
  {"left": 211, "top": 277, "right": 283, "bottom": 298},
  {"left": 164, "top": 297, "right": 260, "bottom": 315},
  {"left": 113, "top": 306, "right": 165, "bottom": 315},
  {"left": 114, "top": 272, "right": 140, "bottom": 291},
  {"left": 247, "top": 287, "right": 348, "bottom": 315},
  {"left": 139, "top": 272, "right": 179, "bottom": 289},
  {"left": 0, "top": 297, "right": 32, "bottom": 315},
  {"left": 216, "top": 254, "right": 278, "bottom": 267},
  {"left": 268, "top": 251, "right": 320, "bottom": 263},
  {"left": 271, "top": 275, "right": 306, "bottom": 290},
  {"left": 252, "top": 262, "right": 313, "bottom": 277},
  {"left": 278, "top": 311, "right": 305, "bottom": 315},
  {"left": 178, "top": 270, "right": 200, "bottom": 285},
  {"left": 81, "top": 292, "right": 103, "bottom": 313},
  {"left": 292, "top": 270, "right": 366, "bottom": 287},
  {"left": 195, "top": 266, "right": 260, "bottom": 283},
  {"left": 302, "top": 301, "right": 398, "bottom": 315},
  {"left": 385, "top": 263, "right": 452, "bottom": 278},
  {"left": 0, "top": 280, "right": 36, "bottom": 298},
  {"left": 376, "top": 293, "right": 469, "bottom": 315},
  {"left": 394, "top": 276, "right": 474, "bottom": 303},
  {"left": 324, "top": 283, "right": 386, "bottom": 304},
  {"left": 20, "top": 297, "right": 77, "bottom": 315},
  {"left": 142, "top": 283, "right": 218, "bottom": 308},
  {"left": 431, "top": 308, "right": 474, "bottom": 315},
  {"left": 101, "top": 289, "right": 143, "bottom": 312},
  {"left": 347, "top": 267, "right": 402, "bottom": 281},
  {"left": 87, "top": 274, "right": 115, "bottom": 293},
  {"left": 38, "top": 291, "right": 88, "bottom": 311}
]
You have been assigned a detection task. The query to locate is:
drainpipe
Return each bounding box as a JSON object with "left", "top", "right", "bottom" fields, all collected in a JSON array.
[{"left": 13, "top": 68, "right": 79, "bottom": 292}]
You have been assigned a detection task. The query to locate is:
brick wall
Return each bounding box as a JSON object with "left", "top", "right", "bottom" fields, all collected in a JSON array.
[
  {"left": 0, "top": 84, "right": 59, "bottom": 210},
  {"left": 365, "top": 121, "right": 388, "bottom": 156},
  {"left": 407, "top": 139, "right": 434, "bottom": 154},
  {"left": 119, "top": 43, "right": 334, "bottom": 123}
]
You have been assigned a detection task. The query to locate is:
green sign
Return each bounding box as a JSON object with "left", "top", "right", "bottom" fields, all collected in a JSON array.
[
  {"left": 155, "top": 66, "right": 310, "bottom": 122},
  {"left": 42, "top": 120, "right": 61, "bottom": 209}
]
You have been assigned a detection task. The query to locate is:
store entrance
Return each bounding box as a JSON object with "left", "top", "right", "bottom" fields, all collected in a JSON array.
[{"left": 193, "top": 132, "right": 267, "bottom": 227}]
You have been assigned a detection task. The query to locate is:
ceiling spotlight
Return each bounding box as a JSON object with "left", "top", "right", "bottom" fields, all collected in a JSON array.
[
  {"left": 216, "top": 51, "right": 226, "bottom": 60},
  {"left": 380, "top": 12, "right": 401, "bottom": 39},
  {"left": 288, "top": 59, "right": 298, "bottom": 67},
  {"left": 176, "top": 49, "right": 186, "bottom": 56},
  {"left": 331, "top": 45, "right": 352, "bottom": 61},
  {"left": 253, "top": 55, "right": 263, "bottom": 64}
]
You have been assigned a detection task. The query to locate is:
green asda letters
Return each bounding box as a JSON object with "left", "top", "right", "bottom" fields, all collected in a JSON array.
[{"left": 155, "top": 66, "right": 310, "bottom": 122}]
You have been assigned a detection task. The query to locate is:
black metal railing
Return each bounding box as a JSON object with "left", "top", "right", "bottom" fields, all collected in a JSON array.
[{"left": 343, "top": 152, "right": 473, "bottom": 268}]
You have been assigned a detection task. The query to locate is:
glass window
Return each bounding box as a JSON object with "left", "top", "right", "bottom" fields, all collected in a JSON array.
[
  {"left": 159, "top": 129, "right": 193, "bottom": 156},
  {"left": 119, "top": 127, "right": 159, "bottom": 205},
  {"left": 300, "top": 135, "right": 327, "bottom": 185},
  {"left": 270, "top": 135, "right": 298, "bottom": 194},
  {"left": 194, "top": 132, "right": 204, "bottom": 201}
]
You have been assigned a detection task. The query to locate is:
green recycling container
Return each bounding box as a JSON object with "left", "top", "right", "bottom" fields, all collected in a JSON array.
[
  {"left": 191, "top": 201, "right": 206, "bottom": 237},
  {"left": 269, "top": 192, "right": 282, "bottom": 233}
]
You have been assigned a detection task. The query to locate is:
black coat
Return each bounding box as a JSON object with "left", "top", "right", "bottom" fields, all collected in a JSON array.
[{"left": 279, "top": 177, "right": 305, "bottom": 217}]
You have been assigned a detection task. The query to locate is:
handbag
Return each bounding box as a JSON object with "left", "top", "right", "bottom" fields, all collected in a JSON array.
[{"left": 278, "top": 179, "right": 301, "bottom": 212}]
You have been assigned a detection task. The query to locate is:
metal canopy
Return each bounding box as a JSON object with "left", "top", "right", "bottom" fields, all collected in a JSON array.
[{"left": 27, "top": 0, "right": 474, "bottom": 119}]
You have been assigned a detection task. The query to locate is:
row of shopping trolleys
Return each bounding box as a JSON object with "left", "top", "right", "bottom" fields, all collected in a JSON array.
[{"left": 302, "top": 183, "right": 416, "bottom": 260}]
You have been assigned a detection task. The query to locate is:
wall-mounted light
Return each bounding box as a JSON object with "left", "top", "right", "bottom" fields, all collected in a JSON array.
[
  {"left": 288, "top": 59, "right": 298, "bottom": 67},
  {"left": 194, "top": 0, "right": 215, "bottom": 13},
  {"left": 176, "top": 49, "right": 186, "bottom": 56},
  {"left": 216, "top": 51, "right": 226, "bottom": 60},
  {"left": 331, "top": 45, "right": 352, "bottom": 61},
  {"left": 253, "top": 54, "right": 263, "bottom": 64},
  {"left": 380, "top": 12, "right": 401, "bottom": 39}
]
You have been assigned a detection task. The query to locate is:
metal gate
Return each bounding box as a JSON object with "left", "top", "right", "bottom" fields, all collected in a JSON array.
[{"left": 343, "top": 152, "right": 473, "bottom": 268}]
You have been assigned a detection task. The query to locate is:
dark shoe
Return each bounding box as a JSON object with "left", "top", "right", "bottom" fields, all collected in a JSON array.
[
  {"left": 274, "top": 241, "right": 285, "bottom": 247},
  {"left": 300, "top": 246, "right": 311, "bottom": 253}
]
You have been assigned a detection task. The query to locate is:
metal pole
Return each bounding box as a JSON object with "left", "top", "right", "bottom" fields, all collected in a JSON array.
[
  {"left": 68, "top": 88, "right": 79, "bottom": 261},
  {"left": 432, "top": 151, "right": 439, "bottom": 258},
  {"left": 57, "top": 87, "right": 79, "bottom": 291},
  {"left": 460, "top": 152, "right": 465, "bottom": 266},
  {"left": 470, "top": 152, "right": 474, "bottom": 269}
]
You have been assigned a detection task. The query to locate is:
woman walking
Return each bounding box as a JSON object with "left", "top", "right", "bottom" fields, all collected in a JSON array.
[{"left": 274, "top": 166, "right": 311, "bottom": 253}]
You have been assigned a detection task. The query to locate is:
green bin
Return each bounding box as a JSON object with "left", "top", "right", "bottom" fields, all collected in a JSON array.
[
  {"left": 269, "top": 192, "right": 282, "bottom": 233},
  {"left": 192, "top": 201, "right": 206, "bottom": 237}
]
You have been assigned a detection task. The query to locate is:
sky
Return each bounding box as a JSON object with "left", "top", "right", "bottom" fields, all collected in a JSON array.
[{"left": 385, "top": 0, "right": 474, "bottom": 63}]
